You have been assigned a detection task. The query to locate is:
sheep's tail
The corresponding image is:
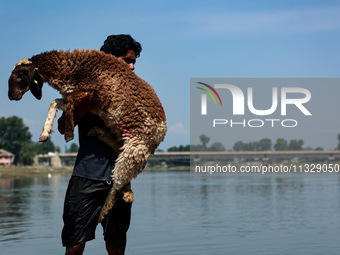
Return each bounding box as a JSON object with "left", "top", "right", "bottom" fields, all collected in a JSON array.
[
  {"left": 98, "top": 122, "right": 167, "bottom": 223},
  {"left": 98, "top": 136, "right": 150, "bottom": 223},
  {"left": 98, "top": 187, "right": 119, "bottom": 222}
]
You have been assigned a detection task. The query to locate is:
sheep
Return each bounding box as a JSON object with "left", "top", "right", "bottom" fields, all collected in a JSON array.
[{"left": 8, "top": 49, "right": 167, "bottom": 222}]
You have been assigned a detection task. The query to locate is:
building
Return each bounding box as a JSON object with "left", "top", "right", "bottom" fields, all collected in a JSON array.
[{"left": 0, "top": 149, "right": 15, "bottom": 166}]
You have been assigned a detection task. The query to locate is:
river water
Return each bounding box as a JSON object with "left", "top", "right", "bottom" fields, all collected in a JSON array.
[{"left": 1, "top": 171, "right": 340, "bottom": 254}]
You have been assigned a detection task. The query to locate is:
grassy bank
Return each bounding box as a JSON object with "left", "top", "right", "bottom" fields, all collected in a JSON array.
[{"left": 0, "top": 165, "right": 73, "bottom": 178}]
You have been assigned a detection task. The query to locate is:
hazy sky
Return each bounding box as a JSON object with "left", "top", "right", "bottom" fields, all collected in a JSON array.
[{"left": 1, "top": 0, "right": 340, "bottom": 151}]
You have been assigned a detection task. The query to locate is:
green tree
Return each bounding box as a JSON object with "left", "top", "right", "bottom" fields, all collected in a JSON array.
[
  {"left": 288, "top": 139, "right": 304, "bottom": 150},
  {"left": 167, "top": 145, "right": 190, "bottom": 152},
  {"left": 200, "top": 134, "right": 210, "bottom": 148},
  {"left": 19, "top": 142, "right": 37, "bottom": 165},
  {"left": 36, "top": 139, "right": 56, "bottom": 154},
  {"left": 190, "top": 144, "right": 205, "bottom": 151},
  {"left": 167, "top": 146, "right": 178, "bottom": 152},
  {"left": 55, "top": 146, "right": 61, "bottom": 153},
  {"left": 0, "top": 116, "right": 32, "bottom": 164},
  {"left": 244, "top": 142, "right": 256, "bottom": 151},
  {"left": 208, "top": 142, "right": 226, "bottom": 151},
  {"left": 274, "top": 138, "right": 289, "bottom": 151},
  {"left": 233, "top": 141, "right": 244, "bottom": 151},
  {"left": 233, "top": 139, "right": 272, "bottom": 151},
  {"left": 191, "top": 135, "right": 226, "bottom": 151},
  {"left": 256, "top": 138, "right": 272, "bottom": 151},
  {"left": 179, "top": 145, "right": 190, "bottom": 151},
  {"left": 65, "top": 142, "right": 79, "bottom": 153}
]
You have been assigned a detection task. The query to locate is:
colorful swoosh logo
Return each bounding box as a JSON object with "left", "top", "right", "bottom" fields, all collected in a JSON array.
[{"left": 196, "top": 82, "right": 222, "bottom": 106}]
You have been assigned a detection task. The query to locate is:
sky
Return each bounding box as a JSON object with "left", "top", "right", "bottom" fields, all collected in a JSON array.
[{"left": 1, "top": 0, "right": 340, "bottom": 152}]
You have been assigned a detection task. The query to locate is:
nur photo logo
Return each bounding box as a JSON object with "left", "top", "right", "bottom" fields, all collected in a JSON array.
[
  {"left": 195, "top": 79, "right": 312, "bottom": 128},
  {"left": 191, "top": 78, "right": 340, "bottom": 176}
]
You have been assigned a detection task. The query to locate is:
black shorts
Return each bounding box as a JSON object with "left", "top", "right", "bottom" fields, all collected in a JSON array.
[{"left": 61, "top": 176, "right": 132, "bottom": 250}]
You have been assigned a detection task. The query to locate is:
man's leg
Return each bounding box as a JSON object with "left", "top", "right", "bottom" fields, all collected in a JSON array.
[
  {"left": 65, "top": 243, "right": 85, "bottom": 255},
  {"left": 102, "top": 195, "right": 132, "bottom": 254},
  {"left": 106, "top": 242, "right": 124, "bottom": 255},
  {"left": 62, "top": 177, "right": 110, "bottom": 249}
]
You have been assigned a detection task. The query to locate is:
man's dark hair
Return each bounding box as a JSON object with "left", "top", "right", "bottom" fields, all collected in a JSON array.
[{"left": 100, "top": 34, "right": 142, "bottom": 58}]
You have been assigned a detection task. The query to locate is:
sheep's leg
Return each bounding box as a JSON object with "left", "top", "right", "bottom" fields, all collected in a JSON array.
[
  {"left": 39, "top": 98, "right": 67, "bottom": 142},
  {"left": 64, "top": 91, "right": 96, "bottom": 143},
  {"left": 64, "top": 100, "right": 75, "bottom": 142},
  {"left": 98, "top": 137, "right": 150, "bottom": 223}
]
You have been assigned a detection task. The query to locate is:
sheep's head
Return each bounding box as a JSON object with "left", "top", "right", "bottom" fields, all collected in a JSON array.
[{"left": 8, "top": 59, "right": 43, "bottom": 100}]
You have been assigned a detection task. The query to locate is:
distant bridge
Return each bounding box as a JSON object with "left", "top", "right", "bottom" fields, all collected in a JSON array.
[{"left": 33, "top": 150, "right": 340, "bottom": 167}]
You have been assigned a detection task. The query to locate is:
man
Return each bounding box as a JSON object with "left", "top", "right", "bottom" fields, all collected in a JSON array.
[{"left": 58, "top": 34, "right": 142, "bottom": 255}]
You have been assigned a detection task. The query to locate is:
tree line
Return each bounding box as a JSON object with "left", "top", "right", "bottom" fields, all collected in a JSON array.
[
  {"left": 233, "top": 138, "right": 307, "bottom": 151},
  {"left": 167, "top": 134, "right": 340, "bottom": 152},
  {"left": 0, "top": 116, "right": 78, "bottom": 165}
]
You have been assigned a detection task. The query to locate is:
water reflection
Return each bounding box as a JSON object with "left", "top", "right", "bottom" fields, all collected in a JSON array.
[
  {"left": 0, "top": 175, "right": 66, "bottom": 244},
  {"left": 1, "top": 172, "right": 340, "bottom": 255},
  {"left": 129, "top": 172, "right": 340, "bottom": 254},
  {"left": 1, "top": 178, "right": 32, "bottom": 241}
]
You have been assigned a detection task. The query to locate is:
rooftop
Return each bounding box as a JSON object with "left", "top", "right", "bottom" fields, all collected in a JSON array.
[{"left": 0, "top": 149, "right": 15, "bottom": 157}]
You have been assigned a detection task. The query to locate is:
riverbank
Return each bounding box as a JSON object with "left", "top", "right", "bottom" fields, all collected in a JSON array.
[
  {"left": 0, "top": 165, "right": 73, "bottom": 178},
  {"left": 0, "top": 165, "right": 189, "bottom": 178}
]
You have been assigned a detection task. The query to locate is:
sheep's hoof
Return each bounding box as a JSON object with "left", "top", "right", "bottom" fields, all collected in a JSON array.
[
  {"left": 65, "top": 137, "right": 74, "bottom": 143},
  {"left": 39, "top": 133, "right": 50, "bottom": 142},
  {"left": 122, "top": 191, "right": 134, "bottom": 203},
  {"left": 65, "top": 133, "right": 74, "bottom": 143}
]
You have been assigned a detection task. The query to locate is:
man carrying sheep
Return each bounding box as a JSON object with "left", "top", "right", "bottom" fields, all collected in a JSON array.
[{"left": 58, "top": 34, "right": 142, "bottom": 255}]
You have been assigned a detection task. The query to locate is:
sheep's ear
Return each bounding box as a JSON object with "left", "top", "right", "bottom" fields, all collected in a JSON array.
[{"left": 30, "top": 69, "right": 43, "bottom": 100}]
